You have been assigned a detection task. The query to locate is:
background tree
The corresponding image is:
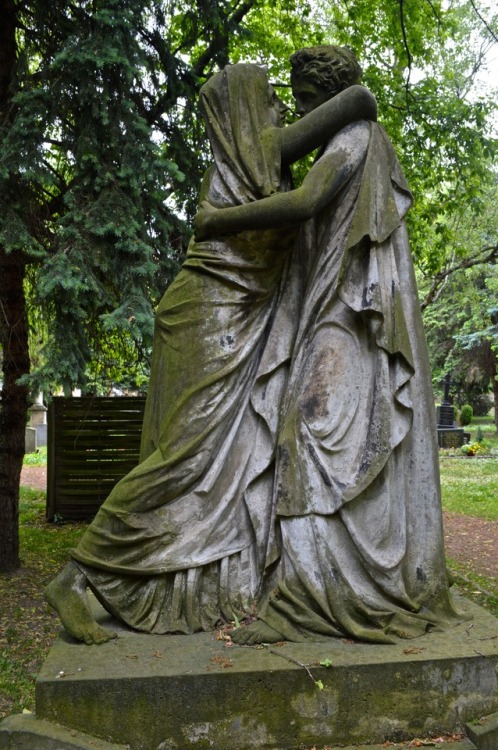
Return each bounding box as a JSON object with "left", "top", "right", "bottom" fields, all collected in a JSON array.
[
  {"left": 312, "top": 0, "right": 498, "bottom": 269},
  {"left": 423, "top": 263, "right": 498, "bottom": 424}
]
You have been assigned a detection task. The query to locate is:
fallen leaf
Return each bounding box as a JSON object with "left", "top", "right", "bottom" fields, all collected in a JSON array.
[
  {"left": 210, "top": 655, "right": 233, "bottom": 669},
  {"left": 403, "top": 647, "right": 425, "bottom": 654}
]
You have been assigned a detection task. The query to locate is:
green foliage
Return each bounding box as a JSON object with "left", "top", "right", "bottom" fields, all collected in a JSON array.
[
  {"left": 22, "top": 447, "right": 47, "bottom": 467},
  {"left": 312, "top": 0, "right": 498, "bottom": 278},
  {"left": 460, "top": 440, "right": 488, "bottom": 456},
  {"left": 1, "top": 0, "right": 190, "bottom": 395},
  {"left": 445, "top": 558, "right": 498, "bottom": 617},
  {"left": 467, "top": 417, "right": 498, "bottom": 448},
  {"left": 420, "top": 168, "right": 498, "bottom": 412},
  {"left": 460, "top": 403, "right": 474, "bottom": 425}
]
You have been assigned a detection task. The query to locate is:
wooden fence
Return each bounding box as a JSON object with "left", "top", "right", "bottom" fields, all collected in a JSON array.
[{"left": 47, "top": 396, "right": 146, "bottom": 521}]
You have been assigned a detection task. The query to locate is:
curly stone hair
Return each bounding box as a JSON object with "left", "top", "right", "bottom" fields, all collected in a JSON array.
[{"left": 290, "top": 45, "right": 362, "bottom": 96}]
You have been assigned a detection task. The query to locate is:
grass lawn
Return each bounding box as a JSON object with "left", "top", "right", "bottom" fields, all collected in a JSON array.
[
  {"left": 439, "top": 415, "right": 498, "bottom": 518},
  {"left": 439, "top": 457, "right": 498, "bottom": 519},
  {"left": 0, "top": 487, "right": 88, "bottom": 718},
  {"left": 1, "top": 432, "right": 497, "bottom": 719}
]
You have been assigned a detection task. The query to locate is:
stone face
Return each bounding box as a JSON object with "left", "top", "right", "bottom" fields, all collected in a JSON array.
[{"left": 29, "top": 597, "right": 498, "bottom": 750}]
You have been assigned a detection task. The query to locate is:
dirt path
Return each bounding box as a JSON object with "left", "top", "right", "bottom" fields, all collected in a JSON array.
[
  {"left": 20, "top": 466, "right": 497, "bottom": 582},
  {"left": 443, "top": 511, "right": 497, "bottom": 580},
  {"left": 21, "top": 465, "right": 47, "bottom": 491}
]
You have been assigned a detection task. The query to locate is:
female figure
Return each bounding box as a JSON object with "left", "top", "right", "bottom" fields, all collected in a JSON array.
[
  {"left": 196, "top": 47, "right": 465, "bottom": 645},
  {"left": 45, "top": 62, "right": 377, "bottom": 645}
]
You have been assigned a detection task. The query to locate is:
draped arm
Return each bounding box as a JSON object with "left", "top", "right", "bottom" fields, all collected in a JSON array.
[
  {"left": 194, "top": 122, "right": 370, "bottom": 241},
  {"left": 280, "top": 85, "right": 376, "bottom": 165}
]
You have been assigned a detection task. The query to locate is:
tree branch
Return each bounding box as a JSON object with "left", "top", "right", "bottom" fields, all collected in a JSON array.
[
  {"left": 191, "top": 0, "right": 258, "bottom": 79},
  {"left": 421, "top": 243, "right": 498, "bottom": 311},
  {"left": 469, "top": 0, "right": 498, "bottom": 43},
  {"left": 398, "top": 0, "right": 413, "bottom": 88}
]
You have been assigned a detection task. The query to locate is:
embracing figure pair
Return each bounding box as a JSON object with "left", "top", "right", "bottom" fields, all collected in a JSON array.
[{"left": 45, "top": 46, "right": 465, "bottom": 646}]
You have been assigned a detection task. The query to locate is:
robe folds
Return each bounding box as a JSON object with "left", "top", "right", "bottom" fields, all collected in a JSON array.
[
  {"left": 257, "top": 121, "right": 465, "bottom": 642},
  {"left": 72, "top": 97, "right": 465, "bottom": 641},
  {"left": 72, "top": 64, "right": 298, "bottom": 633}
]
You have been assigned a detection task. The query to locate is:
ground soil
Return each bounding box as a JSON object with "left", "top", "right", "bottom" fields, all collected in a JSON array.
[
  {"left": 20, "top": 465, "right": 47, "bottom": 492},
  {"left": 443, "top": 511, "right": 497, "bottom": 579},
  {"left": 20, "top": 465, "right": 498, "bottom": 581}
]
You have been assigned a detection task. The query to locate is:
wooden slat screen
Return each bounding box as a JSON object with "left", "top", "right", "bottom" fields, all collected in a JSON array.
[{"left": 47, "top": 396, "right": 146, "bottom": 521}]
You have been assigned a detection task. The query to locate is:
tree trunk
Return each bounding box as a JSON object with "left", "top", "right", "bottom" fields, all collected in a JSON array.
[
  {"left": 0, "top": 249, "right": 30, "bottom": 572},
  {"left": 0, "top": 0, "right": 27, "bottom": 573}
]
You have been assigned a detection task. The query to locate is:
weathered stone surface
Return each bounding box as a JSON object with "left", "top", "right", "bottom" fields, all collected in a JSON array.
[
  {"left": 45, "top": 54, "right": 462, "bottom": 650},
  {"left": 0, "top": 714, "right": 128, "bottom": 750},
  {"left": 27, "top": 596, "right": 498, "bottom": 750},
  {"left": 326, "top": 743, "right": 477, "bottom": 750},
  {"left": 465, "top": 711, "right": 498, "bottom": 750}
]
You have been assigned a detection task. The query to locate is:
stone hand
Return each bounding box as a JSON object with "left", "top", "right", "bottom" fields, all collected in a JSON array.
[{"left": 193, "top": 200, "right": 219, "bottom": 241}]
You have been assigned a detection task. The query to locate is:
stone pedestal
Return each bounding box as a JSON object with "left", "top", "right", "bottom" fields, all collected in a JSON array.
[
  {"left": 1, "top": 595, "right": 497, "bottom": 750},
  {"left": 29, "top": 402, "right": 47, "bottom": 427}
]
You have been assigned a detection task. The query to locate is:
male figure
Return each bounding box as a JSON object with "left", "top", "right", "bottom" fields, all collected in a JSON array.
[{"left": 198, "top": 46, "right": 463, "bottom": 645}]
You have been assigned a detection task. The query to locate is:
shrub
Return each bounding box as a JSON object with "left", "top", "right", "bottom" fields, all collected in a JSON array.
[
  {"left": 459, "top": 404, "right": 473, "bottom": 426},
  {"left": 470, "top": 394, "right": 491, "bottom": 417}
]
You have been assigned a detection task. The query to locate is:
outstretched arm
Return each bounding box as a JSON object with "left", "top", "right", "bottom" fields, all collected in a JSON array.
[
  {"left": 194, "top": 122, "right": 370, "bottom": 240},
  {"left": 280, "top": 84, "right": 376, "bottom": 165}
]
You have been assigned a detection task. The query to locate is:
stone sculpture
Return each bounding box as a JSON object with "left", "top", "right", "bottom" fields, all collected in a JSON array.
[{"left": 45, "top": 48, "right": 465, "bottom": 646}]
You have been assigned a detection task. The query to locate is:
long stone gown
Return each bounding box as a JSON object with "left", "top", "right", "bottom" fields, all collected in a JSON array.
[
  {"left": 256, "top": 120, "right": 465, "bottom": 643},
  {"left": 71, "top": 64, "right": 298, "bottom": 633},
  {"left": 72, "top": 72, "right": 464, "bottom": 643}
]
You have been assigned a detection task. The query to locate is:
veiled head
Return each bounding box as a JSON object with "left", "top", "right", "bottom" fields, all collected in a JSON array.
[{"left": 199, "top": 64, "right": 282, "bottom": 203}]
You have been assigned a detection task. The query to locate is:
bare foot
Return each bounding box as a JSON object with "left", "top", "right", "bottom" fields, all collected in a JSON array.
[
  {"left": 231, "top": 620, "right": 284, "bottom": 645},
  {"left": 44, "top": 561, "right": 117, "bottom": 645}
]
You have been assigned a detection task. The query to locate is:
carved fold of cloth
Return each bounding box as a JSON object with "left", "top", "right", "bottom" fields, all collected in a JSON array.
[
  {"left": 256, "top": 121, "right": 465, "bottom": 643},
  {"left": 72, "top": 104, "right": 465, "bottom": 642},
  {"left": 71, "top": 64, "right": 299, "bottom": 633}
]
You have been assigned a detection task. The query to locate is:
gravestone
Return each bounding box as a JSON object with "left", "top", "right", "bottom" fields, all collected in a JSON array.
[
  {"left": 437, "top": 373, "right": 465, "bottom": 448},
  {"left": 24, "top": 426, "right": 37, "bottom": 454},
  {"left": 29, "top": 393, "right": 48, "bottom": 448}
]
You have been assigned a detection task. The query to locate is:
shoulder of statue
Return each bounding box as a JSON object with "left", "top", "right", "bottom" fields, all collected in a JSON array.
[{"left": 320, "top": 119, "right": 371, "bottom": 158}]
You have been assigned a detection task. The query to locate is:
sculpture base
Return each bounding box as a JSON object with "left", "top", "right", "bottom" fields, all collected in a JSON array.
[{"left": 1, "top": 594, "right": 497, "bottom": 750}]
